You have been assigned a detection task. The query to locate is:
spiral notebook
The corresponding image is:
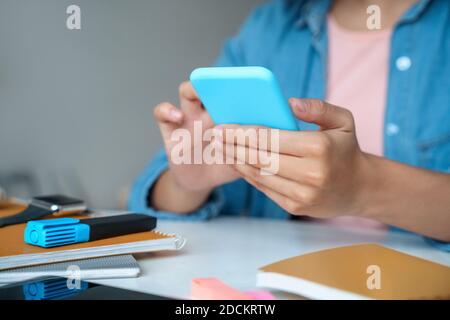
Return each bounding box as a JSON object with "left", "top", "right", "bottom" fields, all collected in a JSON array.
[
  {"left": 0, "top": 254, "right": 140, "bottom": 284},
  {"left": 0, "top": 203, "right": 186, "bottom": 270}
]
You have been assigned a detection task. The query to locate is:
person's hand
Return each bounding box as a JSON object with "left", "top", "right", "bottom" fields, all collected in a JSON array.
[
  {"left": 153, "top": 81, "right": 239, "bottom": 193},
  {"left": 216, "top": 99, "right": 369, "bottom": 219}
]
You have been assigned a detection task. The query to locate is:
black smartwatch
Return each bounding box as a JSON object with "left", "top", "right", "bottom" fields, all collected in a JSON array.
[{"left": 0, "top": 195, "right": 87, "bottom": 228}]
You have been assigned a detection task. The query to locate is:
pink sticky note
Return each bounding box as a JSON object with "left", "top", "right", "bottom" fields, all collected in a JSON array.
[
  {"left": 191, "top": 278, "right": 252, "bottom": 300},
  {"left": 245, "top": 290, "right": 276, "bottom": 300}
]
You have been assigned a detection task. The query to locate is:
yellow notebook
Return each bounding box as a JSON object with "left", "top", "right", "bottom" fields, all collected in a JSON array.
[
  {"left": 0, "top": 203, "right": 185, "bottom": 270},
  {"left": 258, "top": 244, "right": 450, "bottom": 300}
]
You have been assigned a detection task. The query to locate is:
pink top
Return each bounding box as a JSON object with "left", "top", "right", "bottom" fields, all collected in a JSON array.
[{"left": 325, "top": 15, "right": 392, "bottom": 229}]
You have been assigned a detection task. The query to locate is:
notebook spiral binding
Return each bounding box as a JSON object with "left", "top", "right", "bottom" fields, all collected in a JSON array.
[{"left": 153, "top": 229, "right": 186, "bottom": 250}]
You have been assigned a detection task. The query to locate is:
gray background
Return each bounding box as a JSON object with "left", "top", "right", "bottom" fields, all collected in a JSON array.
[{"left": 0, "top": 0, "right": 263, "bottom": 208}]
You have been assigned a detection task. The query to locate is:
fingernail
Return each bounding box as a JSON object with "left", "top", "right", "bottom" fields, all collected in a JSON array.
[
  {"left": 170, "top": 109, "right": 182, "bottom": 120},
  {"left": 212, "top": 139, "right": 223, "bottom": 149},
  {"left": 294, "top": 99, "right": 307, "bottom": 113},
  {"left": 214, "top": 126, "right": 224, "bottom": 138}
]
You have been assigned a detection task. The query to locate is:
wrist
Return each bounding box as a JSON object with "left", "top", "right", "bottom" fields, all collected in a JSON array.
[
  {"left": 353, "top": 152, "right": 387, "bottom": 219},
  {"left": 166, "top": 170, "right": 213, "bottom": 199},
  {"left": 150, "top": 170, "right": 213, "bottom": 213}
]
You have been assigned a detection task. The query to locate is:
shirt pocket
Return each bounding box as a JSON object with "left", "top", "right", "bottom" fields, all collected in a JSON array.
[{"left": 417, "top": 132, "right": 450, "bottom": 173}]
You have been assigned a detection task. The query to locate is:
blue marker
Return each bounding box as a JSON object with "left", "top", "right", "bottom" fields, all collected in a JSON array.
[{"left": 24, "top": 214, "right": 157, "bottom": 248}]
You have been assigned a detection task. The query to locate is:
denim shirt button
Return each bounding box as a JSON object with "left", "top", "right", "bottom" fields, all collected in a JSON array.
[
  {"left": 386, "top": 123, "right": 400, "bottom": 136},
  {"left": 396, "top": 56, "right": 412, "bottom": 71}
]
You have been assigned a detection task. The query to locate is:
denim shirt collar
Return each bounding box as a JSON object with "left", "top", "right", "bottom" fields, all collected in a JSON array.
[
  {"left": 399, "top": 0, "right": 432, "bottom": 24},
  {"left": 295, "top": 0, "right": 331, "bottom": 36},
  {"left": 295, "top": 0, "right": 432, "bottom": 35}
]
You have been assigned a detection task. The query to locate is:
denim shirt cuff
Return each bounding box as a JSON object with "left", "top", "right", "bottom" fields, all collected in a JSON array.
[
  {"left": 390, "top": 226, "right": 450, "bottom": 252},
  {"left": 424, "top": 237, "right": 450, "bottom": 252},
  {"left": 128, "top": 151, "right": 225, "bottom": 221}
]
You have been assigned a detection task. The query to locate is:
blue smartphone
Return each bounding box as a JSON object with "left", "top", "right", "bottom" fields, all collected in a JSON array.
[{"left": 190, "top": 66, "right": 299, "bottom": 130}]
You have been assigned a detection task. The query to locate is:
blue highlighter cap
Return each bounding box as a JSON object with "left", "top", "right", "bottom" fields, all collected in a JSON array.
[{"left": 24, "top": 218, "right": 90, "bottom": 248}]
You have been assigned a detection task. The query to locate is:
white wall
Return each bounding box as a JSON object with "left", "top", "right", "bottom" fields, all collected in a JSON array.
[{"left": 0, "top": 0, "right": 263, "bottom": 208}]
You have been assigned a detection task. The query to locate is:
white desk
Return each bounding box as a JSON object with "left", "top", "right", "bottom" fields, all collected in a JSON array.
[{"left": 92, "top": 217, "right": 450, "bottom": 299}]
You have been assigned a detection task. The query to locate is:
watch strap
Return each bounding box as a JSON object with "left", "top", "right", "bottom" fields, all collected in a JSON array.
[{"left": 0, "top": 205, "right": 53, "bottom": 228}]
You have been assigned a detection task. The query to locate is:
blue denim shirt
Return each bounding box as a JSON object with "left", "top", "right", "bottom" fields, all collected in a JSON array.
[{"left": 129, "top": 0, "right": 450, "bottom": 251}]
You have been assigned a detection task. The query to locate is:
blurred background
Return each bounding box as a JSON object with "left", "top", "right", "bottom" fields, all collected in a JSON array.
[{"left": 0, "top": 0, "right": 263, "bottom": 208}]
